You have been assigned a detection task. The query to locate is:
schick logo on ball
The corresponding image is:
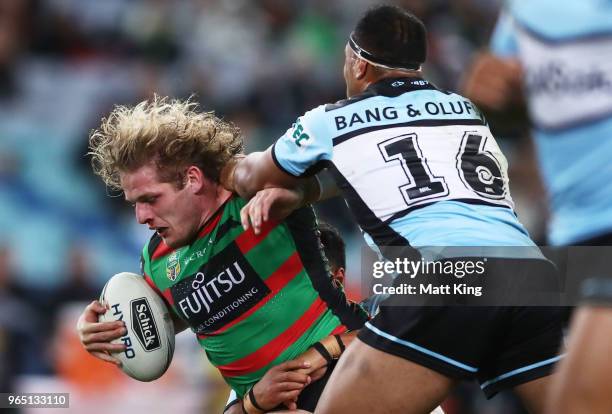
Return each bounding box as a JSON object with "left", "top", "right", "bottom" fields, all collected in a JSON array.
[{"left": 130, "top": 298, "right": 161, "bottom": 352}]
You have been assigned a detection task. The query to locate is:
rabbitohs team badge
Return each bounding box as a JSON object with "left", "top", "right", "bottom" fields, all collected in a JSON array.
[{"left": 166, "top": 250, "right": 181, "bottom": 281}]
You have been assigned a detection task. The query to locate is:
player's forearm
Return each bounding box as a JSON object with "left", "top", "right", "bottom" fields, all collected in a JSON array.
[
  {"left": 303, "top": 330, "right": 359, "bottom": 369},
  {"left": 324, "top": 330, "right": 359, "bottom": 358},
  {"left": 337, "top": 330, "right": 359, "bottom": 349},
  {"left": 224, "top": 400, "right": 246, "bottom": 414},
  {"left": 256, "top": 170, "right": 339, "bottom": 211},
  {"left": 221, "top": 148, "right": 305, "bottom": 200}
]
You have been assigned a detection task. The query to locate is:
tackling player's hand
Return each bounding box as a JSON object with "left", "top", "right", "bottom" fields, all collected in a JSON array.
[
  {"left": 293, "top": 332, "right": 359, "bottom": 382},
  {"left": 293, "top": 347, "right": 329, "bottom": 383},
  {"left": 240, "top": 188, "right": 303, "bottom": 234},
  {"left": 76, "top": 300, "right": 127, "bottom": 366},
  {"left": 251, "top": 360, "right": 312, "bottom": 411}
]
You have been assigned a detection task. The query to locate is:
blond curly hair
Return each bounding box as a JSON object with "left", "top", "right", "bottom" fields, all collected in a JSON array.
[{"left": 89, "top": 96, "right": 243, "bottom": 191}]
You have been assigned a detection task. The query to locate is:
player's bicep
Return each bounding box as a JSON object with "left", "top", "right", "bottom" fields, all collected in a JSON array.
[{"left": 233, "top": 108, "right": 333, "bottom": 197}]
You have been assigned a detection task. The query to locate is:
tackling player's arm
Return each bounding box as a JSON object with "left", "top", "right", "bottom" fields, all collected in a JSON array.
[
  {"left": 224, "top": 360, "right": 312, "bottom": 414},
  {"left": 237, "top": 169, "right": 339, "bottom": 234},
  {"left": 222, "top": 147, "right": 339, "bottom": 201},
  {"left": 293, "top": 331, "right": 359, "bottom": 381},
  {"left": 221, "top": 149, "right": 294, "bottom": 199},
  {"left": 223, "top": 332, "right": 358, "bottom": 414},
  {"left": 221, "top": 148, "right": 339, "bottom": 233},
  {"left": 221, "top": 106, "right": 337, "bottom": 206}
]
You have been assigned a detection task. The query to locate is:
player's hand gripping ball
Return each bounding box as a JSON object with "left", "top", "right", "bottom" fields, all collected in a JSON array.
[{"left": 99, "top": 272, "right": 175, "bottom": 381}]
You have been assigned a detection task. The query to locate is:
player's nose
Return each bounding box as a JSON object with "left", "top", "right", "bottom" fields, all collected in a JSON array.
[{"left": 135, "top": 203, "right": 153, "bottom": 225}]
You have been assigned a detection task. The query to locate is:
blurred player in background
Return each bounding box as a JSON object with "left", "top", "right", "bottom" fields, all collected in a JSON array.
[
  {"left": 318, "top": 222, "right": 347, "bottom": 289},
  {"left": 317, "top": 221, "right": 385, "bottom": 317},
  {"left": 463, "top": 4, "right": 612, "bottom": 411},
  {"left": 76, "top": 97, "right": 367, "bottom": 413},
  {"left": 463, "top": 0, "right": 612, "bottom": 247},
  {"left": 221, "top": 5, "right": 565, "bottom": 413}
]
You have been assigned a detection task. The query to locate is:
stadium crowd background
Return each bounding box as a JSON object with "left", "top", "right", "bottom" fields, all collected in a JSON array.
[{"left": 0, "top": 0, "right": 545, "bottom": 412}]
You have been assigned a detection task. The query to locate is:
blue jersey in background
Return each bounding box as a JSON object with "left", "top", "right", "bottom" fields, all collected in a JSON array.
[{"left": 491, "top": 0, "right": 612, "bottom": 245}]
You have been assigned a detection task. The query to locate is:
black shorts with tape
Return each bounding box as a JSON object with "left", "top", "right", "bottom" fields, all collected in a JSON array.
[{"left": 358, "top": 257, "right": 565, "bottom": 398}]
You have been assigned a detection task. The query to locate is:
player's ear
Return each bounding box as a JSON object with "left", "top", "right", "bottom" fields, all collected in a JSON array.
[
  {"left": 332, "top": 267, "right": 346, "bottom": 288},
  {"left": 353, "top": 58, "right": 368, "bottom": 80},
  {"left": 184, "top": 165, "right": 205, "bottom": 193}
]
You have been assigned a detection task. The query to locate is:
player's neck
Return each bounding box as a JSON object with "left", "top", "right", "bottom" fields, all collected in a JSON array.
[
  {"left": 364, "top": 70, "right": 424, "bottom": 89},
  {"left": 197, "top": 186, "right": 233, "bottom": 231}
]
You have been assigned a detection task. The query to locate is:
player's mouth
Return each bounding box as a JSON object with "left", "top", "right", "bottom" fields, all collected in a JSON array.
[{"left": 155, "top": 227, "right": 168, "bottom": 237}]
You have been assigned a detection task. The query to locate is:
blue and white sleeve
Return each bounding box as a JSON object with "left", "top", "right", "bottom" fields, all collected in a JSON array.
[
  {"left": 272, "top": 105, "right": 333, "bottom": 177},
  {"left": 490, "top": 9, "right": 519, "bottom": 58}
]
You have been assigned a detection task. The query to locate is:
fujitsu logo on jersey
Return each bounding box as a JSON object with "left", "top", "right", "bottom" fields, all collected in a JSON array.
[
  {"left": 170, "top": 243, "right": 271, "bottom": 333},
  {"left": 130, "top": 298, "right": 161, "bottom": 351},
  {"left": 178, "top": 261, "right": 246, "bottom": 317}
]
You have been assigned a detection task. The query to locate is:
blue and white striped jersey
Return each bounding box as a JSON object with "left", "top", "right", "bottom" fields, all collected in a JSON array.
[
  {"left": 491, "top": 0, "right": 612, "bottom": 245},
  {"left": 272, "top": 78, "right": 535, "bottom": 252}
]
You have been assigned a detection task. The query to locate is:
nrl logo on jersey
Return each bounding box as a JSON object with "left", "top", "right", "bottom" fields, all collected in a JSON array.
[{"left": 166, "top": 250, "right": 182, "bottom": 281}]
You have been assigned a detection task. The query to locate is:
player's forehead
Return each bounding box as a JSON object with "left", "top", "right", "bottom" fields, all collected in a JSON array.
[{"left": 120, "top": 164, "right": 166, "bottom": 200}]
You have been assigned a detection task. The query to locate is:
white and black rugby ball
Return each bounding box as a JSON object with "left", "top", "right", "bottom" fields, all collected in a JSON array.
[{"left": 99, "top": 272, "right": 175, "bottom": 381}]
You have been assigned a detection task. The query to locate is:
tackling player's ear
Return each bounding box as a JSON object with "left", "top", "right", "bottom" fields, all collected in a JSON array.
[{"left": 353, "top": 57, "right": 368, "bottom": 80}]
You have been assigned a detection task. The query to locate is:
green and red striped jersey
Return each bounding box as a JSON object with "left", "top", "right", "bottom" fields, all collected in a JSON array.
[{"left": 141, "top": 196, "right": 367, "bottom": 397}]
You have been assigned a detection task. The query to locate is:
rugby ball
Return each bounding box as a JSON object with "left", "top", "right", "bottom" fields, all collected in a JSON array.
[{"left": 99, "top": 272, "right": 175, "bottom": 381}]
